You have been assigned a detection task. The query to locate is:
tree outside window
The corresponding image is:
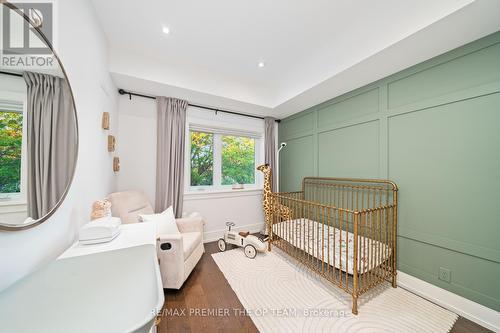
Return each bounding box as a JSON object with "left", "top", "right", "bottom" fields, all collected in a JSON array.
[
  {"left": 0, "top": 111, "right": 23, "bottom": 194},
  {"left": 221, "top": 135, "right": 255, "bottom": 185},
  {"left": 189, "top": 130, "right": 257, "bottom": 189},
  {"left": 190, "top": 131, "right": 213, "bottom": 186}
]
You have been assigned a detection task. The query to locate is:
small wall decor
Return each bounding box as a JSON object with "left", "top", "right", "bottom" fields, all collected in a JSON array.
[
  {"left": 108, "top": 135, "right": 116, "bottom": 152},
  {"left": 113, "top": 157, "right": 120, "bottom": 172},
  {"left": 102, "top": 112, "right": 110, "bottom": 130}
]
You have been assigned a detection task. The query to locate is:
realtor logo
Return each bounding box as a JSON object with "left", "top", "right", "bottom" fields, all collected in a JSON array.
[{"left": 1, "top": 1, "right": 55, "bottom": 69}]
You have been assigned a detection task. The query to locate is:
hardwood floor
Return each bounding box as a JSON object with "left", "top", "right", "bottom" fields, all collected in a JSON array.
[
  {"left": 158, "top": 240, "right": 492, "bottom": 333},
  {"left": 450, "top": 317, "right": 492, "bottom": 333},
  {"left": 158, "top": 241, "right": 258, "bottom": 333}
]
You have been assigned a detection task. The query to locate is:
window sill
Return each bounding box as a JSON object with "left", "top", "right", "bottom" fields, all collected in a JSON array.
[
  {"left": 184, "top": 188, "right": 262, "bottom": 201},
  {"left": 0, "top": 200, "right": 27, "bottom": 207},
  {"left": 0, "top": 200, "right": 27, "bottom": 214}
]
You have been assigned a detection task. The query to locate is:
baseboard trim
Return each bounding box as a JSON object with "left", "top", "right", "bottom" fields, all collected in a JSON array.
[
  {"left": 204, "top": 223, "right": 264, "bottom": 244},
  {"left": 397, "top": 270, "right": 500, "bottom": 332}
]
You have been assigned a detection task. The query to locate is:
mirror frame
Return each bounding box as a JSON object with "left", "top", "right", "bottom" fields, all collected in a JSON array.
[{"left": 0, "top": 1, "right": 79, "bottom": 230}]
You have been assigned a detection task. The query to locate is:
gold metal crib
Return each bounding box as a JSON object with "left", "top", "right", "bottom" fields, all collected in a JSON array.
[{"left": 268, "top": 177, "right": 398, "bottom": 315}]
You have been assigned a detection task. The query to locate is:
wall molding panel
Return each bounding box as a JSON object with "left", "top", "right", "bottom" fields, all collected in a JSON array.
[{"left": 279, "top": 31, "right": 500, "bottom": 313}]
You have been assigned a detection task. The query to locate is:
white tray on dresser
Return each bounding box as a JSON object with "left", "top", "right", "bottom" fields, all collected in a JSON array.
[{"left": 60, "top": 221, "right": 157, "bottom": 259}]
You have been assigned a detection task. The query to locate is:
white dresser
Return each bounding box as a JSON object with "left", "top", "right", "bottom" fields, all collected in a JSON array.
[{"left": 0, "top": 222, "right": 164, "bottom": 333}]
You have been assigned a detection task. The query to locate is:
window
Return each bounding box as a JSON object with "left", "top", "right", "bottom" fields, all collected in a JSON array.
[
  {"left": 0, "top": 110, "right": 23, "bottom": 196},
  {"left": 221, "top": 135, "right": 255, "bottom": 185},
  {"left": 189, "top": 129, "right": 259, "bottom": 191},
  {"left": 190, "top": 131, "right": 214, "bottom": 186}
]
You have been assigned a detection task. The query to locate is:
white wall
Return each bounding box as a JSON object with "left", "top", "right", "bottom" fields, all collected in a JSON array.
[
  {"left": 0, "top": 0, "right": 118, "bottom": 291},
  {"left": 116, "top": 96, "right": 157, "bottom": 204},
  {"left": 117, "top": 96, "right": 265, "bottom": 240},
  {"left": 183, "top": 191, "right": 264, "bottom": 242}
]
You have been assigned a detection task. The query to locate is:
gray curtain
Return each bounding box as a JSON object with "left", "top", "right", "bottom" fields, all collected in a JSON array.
[
  {"left": 264, "top": 117, "right": 277, "bottom": 192},
  {"left": 155, "top": 96, "right": 188, "bottom": 217},
  {"left": 24, "top": 72, "right": 76, "bottom": 220}
]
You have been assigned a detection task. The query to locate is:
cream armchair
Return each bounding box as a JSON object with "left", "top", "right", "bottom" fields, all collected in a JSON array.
[{"left": 107, "top": 190, "right": 205, "bottom": 289}]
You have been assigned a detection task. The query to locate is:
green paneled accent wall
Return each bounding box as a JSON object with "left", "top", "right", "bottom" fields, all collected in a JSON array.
[
  {"left": 318, "top": 88, "right": 380, "bottom": 126},
  {"left": 281, "top": 134, "right": 315, "bottom": 191},
  {"left": 279, "top": 31, "right": 500, "bottom": 311},
  {"left": 318, "top": 121, "right": 380, "bottom": 178}
]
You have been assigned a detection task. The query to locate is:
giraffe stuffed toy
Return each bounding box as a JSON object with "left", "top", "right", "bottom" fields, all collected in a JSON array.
[{"left": 257, "top": 164, "right": 292, "bottom": 242}]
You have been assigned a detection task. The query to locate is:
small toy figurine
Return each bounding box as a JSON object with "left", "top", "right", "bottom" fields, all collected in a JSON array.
[
  {"left": 90, "top": 199, "right": 112, "bottom": 221},
  {"left": 218, "top": 222, "right": 267, "bottom": 259}
]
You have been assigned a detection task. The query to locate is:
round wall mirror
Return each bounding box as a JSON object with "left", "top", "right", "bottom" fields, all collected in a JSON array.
[{"left": 0, "top": 3, "right": 78, "bottom": 230}]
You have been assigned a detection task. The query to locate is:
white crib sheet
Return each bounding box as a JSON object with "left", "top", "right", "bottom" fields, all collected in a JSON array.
[{"left": 272, "top": 219, "right": 392, "bottom": 275}]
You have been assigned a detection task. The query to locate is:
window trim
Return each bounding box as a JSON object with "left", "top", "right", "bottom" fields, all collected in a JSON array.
[{"left": 185, "top": 123, "right": 264, "bottom": 194}]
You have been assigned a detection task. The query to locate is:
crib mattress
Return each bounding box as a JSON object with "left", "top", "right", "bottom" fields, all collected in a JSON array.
[{"left": 272, "top": 219, "right": 392, "bottom": 275}]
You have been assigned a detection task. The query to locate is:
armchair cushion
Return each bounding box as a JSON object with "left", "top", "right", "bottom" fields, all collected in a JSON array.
[
  {"left": 175, "top": 217, "right": 204, "bottom": 234},
  {"left": 182, "top": 232, "right": 202, "bottom": 258}
]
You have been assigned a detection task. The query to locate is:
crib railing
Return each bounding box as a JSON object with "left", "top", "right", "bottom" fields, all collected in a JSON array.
[{"left": 269, "top": 177, "right": 398, "bottom": 315}]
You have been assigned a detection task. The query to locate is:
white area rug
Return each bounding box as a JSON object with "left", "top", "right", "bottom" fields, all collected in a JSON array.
[{"left": 212, "top": 248, "right": 458, "bottom": 333}]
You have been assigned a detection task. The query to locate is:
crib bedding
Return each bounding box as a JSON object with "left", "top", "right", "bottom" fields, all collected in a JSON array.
[{"left": 272, "top": 218, "right": 392, "bottom": 275}]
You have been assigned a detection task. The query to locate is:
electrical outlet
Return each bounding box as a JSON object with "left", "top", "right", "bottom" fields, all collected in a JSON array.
[{"left": 439, "top": 267, "right": 451, "bottom": 283}]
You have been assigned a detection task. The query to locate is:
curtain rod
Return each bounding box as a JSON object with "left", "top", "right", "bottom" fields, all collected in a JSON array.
[
  {"left": 0, "top": 71, "right": 23, "bottom": 77},
  {"left": 0, "top": 74, "right": 279, "bottom": 122},
  {"left": 118, "top": 88, "right": 280, "bottom": 123}
]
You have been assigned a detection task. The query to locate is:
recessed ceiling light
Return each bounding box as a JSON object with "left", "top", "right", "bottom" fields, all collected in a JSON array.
[
  {"left": 162, "top": 26, "right": 170, "bottom": 35},
  {"left": 258, "top": 62, "right": 265, "bottom": 68}
]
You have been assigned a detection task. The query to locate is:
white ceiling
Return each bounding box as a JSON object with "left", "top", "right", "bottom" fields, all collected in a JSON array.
[{"left": 92, "top": 0, "right": 500, "bottom": 118}]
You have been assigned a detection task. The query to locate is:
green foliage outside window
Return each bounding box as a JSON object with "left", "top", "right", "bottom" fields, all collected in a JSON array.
[
  {"left": 0, "top": 111, "right": 23, "bottom": 193},
  {"left": 190, "top": 131, "right": 256, "bottom": 187},
  {"left": 190, "top": 131, "right": 213, "bottom": 186},
  {"left": 221, "top": 136, "right": 255, "bottom": 185}
]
